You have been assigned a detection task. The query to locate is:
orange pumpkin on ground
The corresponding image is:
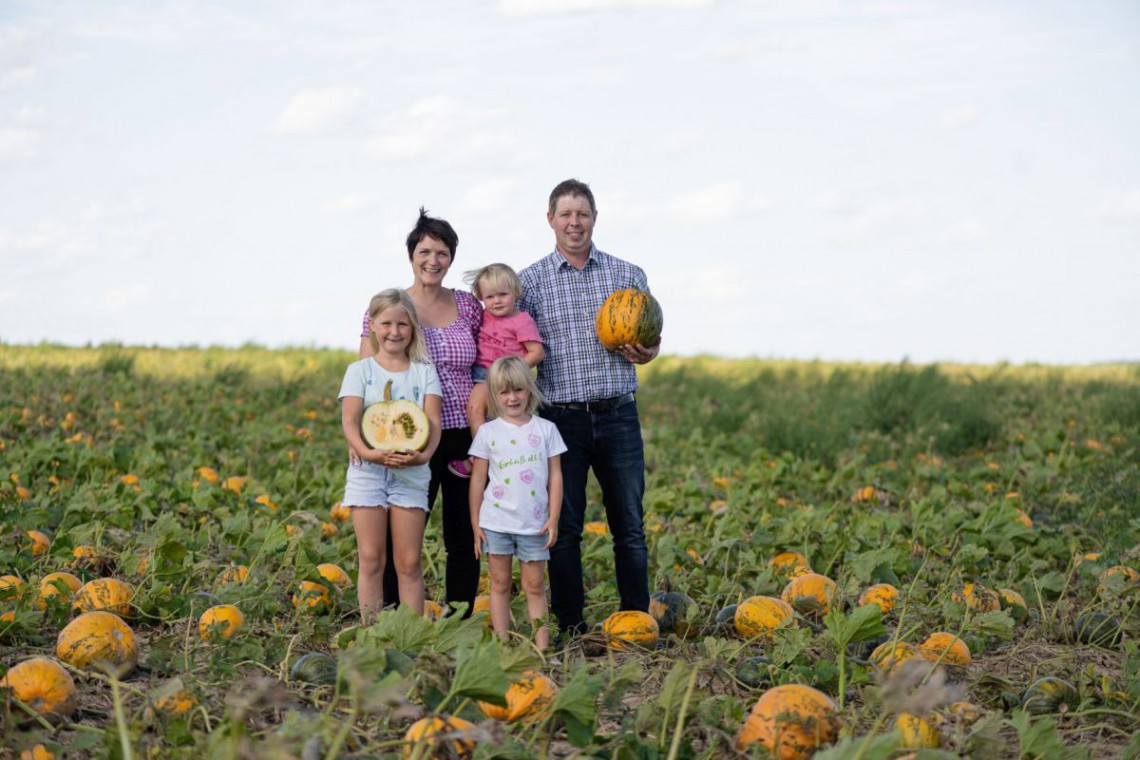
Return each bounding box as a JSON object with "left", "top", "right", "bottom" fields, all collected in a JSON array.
[
  {"left": 780, "top": 573, "right": 836, "bottom": 617},
  {"left": 56, "top": 611, "right": 137, "bottom": 673},
  {"left": 26, "top": 530, "right": 52, "bottom": 556},
  {"left": 423, "top": 600, "right": 443, "bottom": 621},
  {"left": 918, "top": 632, "right": 972, "bottom": 667},
  {"left": 896, "top": 713, "right": 941, "bottom": 748},
  {"left": 0, "top": 657, "right": 77, "bottom": 720},
  {"left": 478, "top": 672, "right": 557, "bottom": 722},
  {"left": 293, "top": 581, "right": 332, "bottom": 611},
  {"left": 72, "top": 578, "right": 135, "bottom": 616},
  {"left": 998, "top": 588, "right": 1028, "bottom": 621},
  {"left": 199, "top": 604, "right": 244, "bottom": 640},
  {"left": 1097, "top": 565, "right": 1139, "bottom": 595},
  {"left": 217, "top": 564, "right": 249, "bottom": 584},
  {"left": 147, "top": 677, "right": 197, "bottom": 717},
  {"left": 870, "top": 641, "right": 920, "bottom": 676},
  {"left": 735, "top": 684, "right": 840, "bottom": 758},
  {"left": 317, "top": 563, "right": 351, "bottom": 588},
  {"left": 329, "top": 501, "right": 351, "bottom": 523},
  {"left": 952, "top": 583, "right": 1000, "bottom": 612},
  {"left": 734, "top": 596, "right": 794, "bottom": 639},
  {"left": 602, "top": 610, "right": 660, "bottom": 650},
  {"left": 857, "top": 583, "right": 898, "bottom": 615},
  {"left": 36, "top": 572, "right": 83, "bottom": 610},
  {"left": 0, "top": 574, "right": 26, "bottom": 600},
  {"left": 768, "top": 551, "right": 811, "bottom": 579},
  {"left": 594, "top": 289, "right": 663, "bottom": 351},
  {"left": 402, "top": 715, "right": 477, "bottom": 760}
]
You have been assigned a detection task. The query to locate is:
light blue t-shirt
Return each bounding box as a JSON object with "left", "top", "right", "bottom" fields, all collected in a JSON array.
[{"left": 339, "top": 358, "right": 441, "bottom": 488}]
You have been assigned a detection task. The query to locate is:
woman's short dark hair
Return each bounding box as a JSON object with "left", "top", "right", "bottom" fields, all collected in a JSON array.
[{"left": 406, "top": 207, "right": 458, "bottom": 259}]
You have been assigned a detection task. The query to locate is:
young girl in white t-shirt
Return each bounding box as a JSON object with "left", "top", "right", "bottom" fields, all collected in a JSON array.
[
  {"left": 340, "top": 289, "right": 442, "bottom": 622},
  {"left": 468, "top": 356, "right": 566, "bottom": 650}
]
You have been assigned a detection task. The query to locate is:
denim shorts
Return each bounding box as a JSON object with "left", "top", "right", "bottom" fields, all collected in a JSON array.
[
  {"left": 472, "top": 365, "right": 489, "bottom": 384},
  {"left": 343, "top": 460, "right": 430, "bottom": 511},
  {"left": 482, "top": 528, "right": 550, "bottom": 561}
]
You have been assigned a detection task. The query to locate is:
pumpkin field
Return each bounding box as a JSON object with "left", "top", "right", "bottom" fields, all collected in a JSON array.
[{"left": 1, "top": 344, "right": 1138, "bottom": 760}]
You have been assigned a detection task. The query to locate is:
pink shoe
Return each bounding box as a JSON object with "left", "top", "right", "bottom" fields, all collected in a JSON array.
[{"left": 448, "top": 458, "right": 473, "bottom": 478}]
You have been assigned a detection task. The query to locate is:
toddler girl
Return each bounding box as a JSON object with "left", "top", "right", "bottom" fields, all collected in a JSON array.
[{"left": 448, "top": 263, "right": 544, "bottom": 478}]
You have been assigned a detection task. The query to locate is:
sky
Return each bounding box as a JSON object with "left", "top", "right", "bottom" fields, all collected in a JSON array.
[{"left": 1, "top": 0, "right": 1138, "bottom": 364}]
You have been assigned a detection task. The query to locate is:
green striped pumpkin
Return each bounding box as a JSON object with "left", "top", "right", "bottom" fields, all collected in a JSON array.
[{"left": 595, "top": 289, "right": 663, "bottom": 351}]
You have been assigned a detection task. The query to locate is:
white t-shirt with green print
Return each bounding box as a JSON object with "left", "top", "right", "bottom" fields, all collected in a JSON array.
[{"left": 469, "top": 416, "right": 567, "bottom": 535}]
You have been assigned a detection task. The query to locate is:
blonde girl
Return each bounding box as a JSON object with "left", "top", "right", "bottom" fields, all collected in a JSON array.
[
  {"left": 449, "top": 263, "right": 544, "bottom": 478},
  {"left": 468, "top": 356, "right": 565, "bottom": 650},
  {"left": 340, "top": 288, "right": 442, "bottom": 621}
]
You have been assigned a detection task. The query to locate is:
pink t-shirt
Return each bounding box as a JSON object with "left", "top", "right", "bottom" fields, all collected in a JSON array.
[{"left": 475, "top": 310, "right": 543, "bottom": 369}]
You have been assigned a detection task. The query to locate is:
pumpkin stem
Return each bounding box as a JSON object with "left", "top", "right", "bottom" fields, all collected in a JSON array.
[{"left": 383, "top": 379, "right": 393, "bottom": 402}]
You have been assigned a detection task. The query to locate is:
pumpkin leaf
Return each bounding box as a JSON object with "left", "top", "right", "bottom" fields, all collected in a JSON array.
[
  {"left": 813, "top": 732, "right": 898, "bottom": 760},
  {"left": 824, "top": 603, "right": 887, "bottom": 647},
  {"left": 551, "top": 666, "right": 603, "bottom": 747},
  {"left": 449, "top": 641, "right": 508, "bottom": 704},
  {"left": 1005, "top": 709, "right": 1086, "bottom": 760}
]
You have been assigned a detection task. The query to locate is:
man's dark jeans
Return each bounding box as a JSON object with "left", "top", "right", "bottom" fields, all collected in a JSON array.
[{"left": 542, "top": 400, "right": 649, "bottom": 634}]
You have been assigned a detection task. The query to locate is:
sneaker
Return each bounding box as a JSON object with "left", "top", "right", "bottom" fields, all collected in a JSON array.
[{"left": 447, "top": 458, "right": 473, "bottom": 478}]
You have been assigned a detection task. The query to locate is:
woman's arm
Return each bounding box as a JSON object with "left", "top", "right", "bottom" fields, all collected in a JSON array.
[{"left": 358, "top": 336, "right": 372, "bottom": 359}]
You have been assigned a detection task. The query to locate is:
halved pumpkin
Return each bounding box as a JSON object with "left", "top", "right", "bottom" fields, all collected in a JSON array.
[{"left": 361, "top": 380, "right": 430, "bottom": 451}]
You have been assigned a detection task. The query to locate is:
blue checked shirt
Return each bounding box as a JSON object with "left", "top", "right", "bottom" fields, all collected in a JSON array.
[{"left": 518, "top": 245, "right": 651, "bottom": 404}]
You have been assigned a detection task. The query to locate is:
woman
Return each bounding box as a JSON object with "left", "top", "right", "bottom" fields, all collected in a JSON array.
[{"left": 358, "top": 208, "right": 480, "bottom": 615}]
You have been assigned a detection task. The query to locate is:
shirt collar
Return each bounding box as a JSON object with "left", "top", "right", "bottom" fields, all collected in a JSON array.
[{"left": 551, "top": 244, "right": 602, "bottom": 271}]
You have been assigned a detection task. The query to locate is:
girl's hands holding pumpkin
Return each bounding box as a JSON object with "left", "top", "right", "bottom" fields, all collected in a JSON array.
[{"left": 379, "top": 450, "right": 416, "bottom": 468}]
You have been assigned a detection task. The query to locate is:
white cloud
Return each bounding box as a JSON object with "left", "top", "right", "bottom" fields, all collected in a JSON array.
[
  {"left": 665, "top": 181, "right": 771, "bottom": 222},
  {"left": 0, "top": 25, "right": 36, "bottom": 91},
  {"left": 946, "top": 218, "right": 988, "bottom": 240},
  {"left": 1086, "top": 191, "right": 1140, "bottom": 221},
  {"left": 456, "top": 179, "right": 520, "bottom": 216},
  {"left": 103, "top": 284, "right": 152, "bottom": 312},
  {"left": 273, "top": 86, "right": 365, "bottom": 135},
  {"left": 322, "top": 193, "right": 380, "bottom": 214},
  {"left": 363, "top": 95, "right": 529, "bottom": 167},
  {"left": 0, "top": 127, "right": 40, "bottom": 162},
  {"left": 813, "top": 191, "right": 924, "bottom": 232},
  {"left": 658, "top": 128, "right": 705, "bottom": 154},
  {"left": 942, "top": 105, "right": 980, "bottom": 130},
  {"left": 497, "top": 0, "right": 714, "bottom": 14}
]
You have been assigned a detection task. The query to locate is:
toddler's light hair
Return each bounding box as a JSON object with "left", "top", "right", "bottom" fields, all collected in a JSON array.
[
  {"left": 464, "top": 263, "right": 523, "bottom": 300},
  {"left": 366, "top": 289, "right": 430, "bottom": 363},
  {"left": 486, "top": 356, "right": 545, "bottom": 417}
]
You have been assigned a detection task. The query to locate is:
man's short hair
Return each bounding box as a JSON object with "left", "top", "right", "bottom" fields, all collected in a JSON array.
[{"left": 548, "top": 178, "right": 596, "bottom": 216}]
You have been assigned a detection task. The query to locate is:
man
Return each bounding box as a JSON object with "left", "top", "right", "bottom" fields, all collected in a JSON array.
[{"left": 519, "top": 178, "right": 660, "bottom": 637}]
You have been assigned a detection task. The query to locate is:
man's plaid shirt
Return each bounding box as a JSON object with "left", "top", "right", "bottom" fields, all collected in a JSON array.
[{"left": 518, "top": 245, "right": 651, "bottom": 405}]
